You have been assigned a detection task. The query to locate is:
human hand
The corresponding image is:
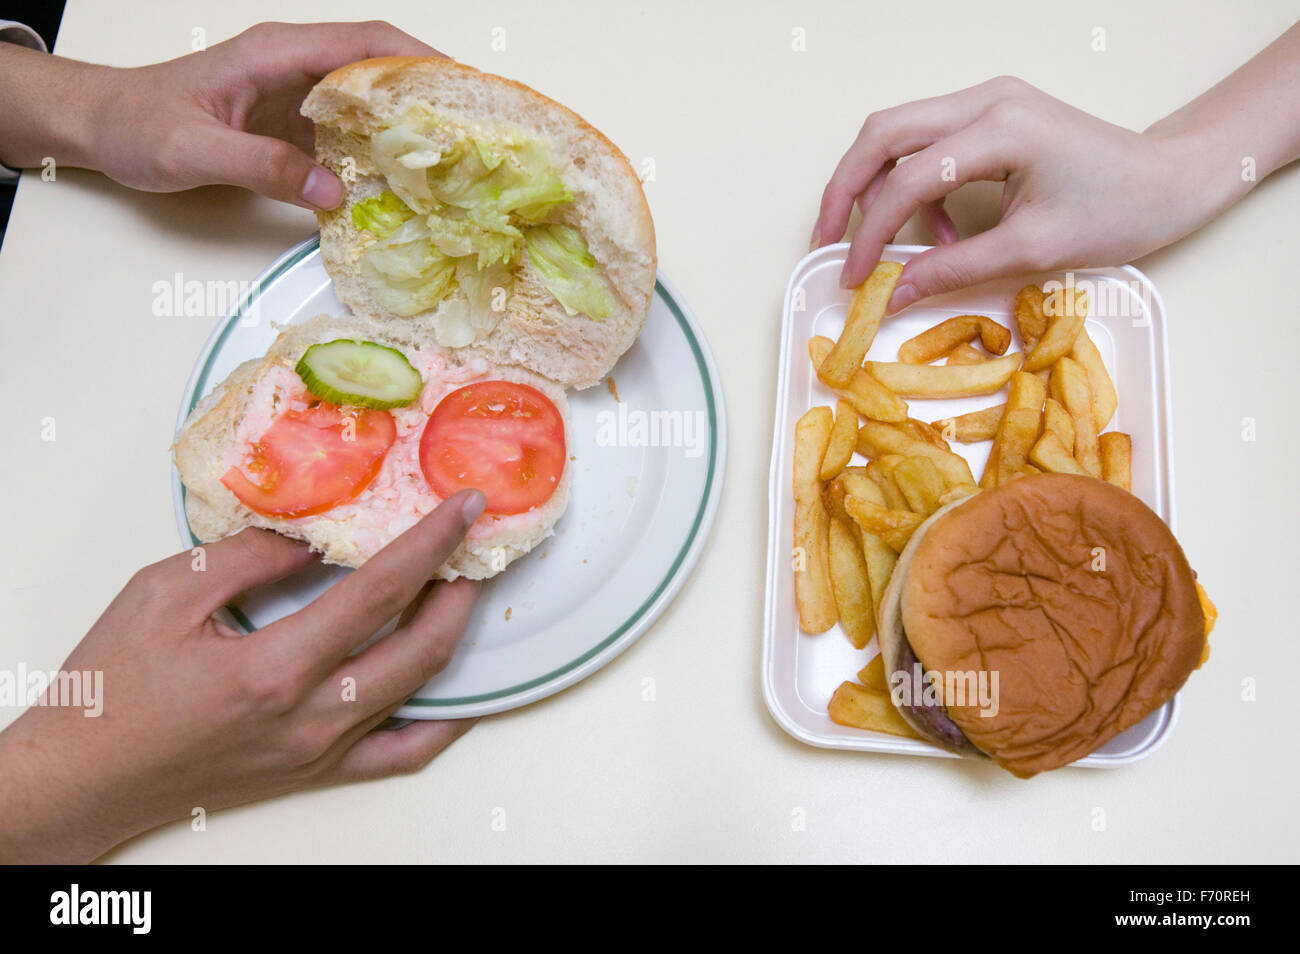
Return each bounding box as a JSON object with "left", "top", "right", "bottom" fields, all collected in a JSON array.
[
  {"left": 0, "top": 21, "right": 440, "bottom": 209},
  {"left": 0, "top": 489, "right": 485, "bottom": 863},
  {"left": 811, "top": 76, "right": 1237, "bottom": 311}
]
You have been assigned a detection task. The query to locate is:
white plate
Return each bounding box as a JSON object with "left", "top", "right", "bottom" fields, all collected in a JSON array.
[
  {"left": 173, "top": 236, "right": 726, "bottom": 719},
  {"left": 763, "top": 243, "right": 1179, "bottom": 767}
]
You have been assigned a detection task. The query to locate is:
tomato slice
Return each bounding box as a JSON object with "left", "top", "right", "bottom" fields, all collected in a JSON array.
[
  {"left": 419, "top": 381, "right": 566, "bottom": 515},
  {"left": 222, "top": 403, "right": 396, "bottom": 518}
]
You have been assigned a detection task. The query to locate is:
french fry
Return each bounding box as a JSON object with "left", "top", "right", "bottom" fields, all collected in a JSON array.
[
  {"left": 865, "top": 457, "right": 911, "bottom": 511},
  {"left": 820, "top": 261, "right": 904, "bottom": 387},
  {"left": 994, "top": 407, "right": 1044, "bottom": 486},
  {"left": 844, "top": 495, "right": 925, "bottom": 552},
  {"left": 828, "top": 681, "right": 921, "bottom": 739},
  {"left": 1024, "top": 287, "right": 1088, "bottom": 372},
  {"left": 823, "top": 467, "right": 883, "bottom": 524},
  {"left": 981, "top": 371, "right": 1046, "bottom": 488},
  {"left": 865, "top": 351, "right": 1023, "bottom": 399},
  {"left": 936, "top": 486, "right": 978, "bottom": 508},
  {"left": 1012, "top": 284, "right": 1048, "bottom": 349},
  {"left": 898, "top": 417, "right": 951, "bottom": 451},
  {"left": 980, "top": 444, "right": 1002, "bottom": 489},
  {"left": 946, "top": 342, "right": 987, "bottom": 365},
  {"left": 826, "top": 472, "right": 901, "bottom": 616},
  {"left": 1070, "top": 331, "right": 1118, "bottom": 431},
  {"left": 856, "top": 421, "right": 977, "bottom": 490},
  {"left": 972, "top": 316, "right": 1013, "bottom": 356},
  {"left": 828, "top": 517, "right": 876, "bottom": 649},
  {"left": 1006, "top": 368, "right": 1048, "bottom": 414},
  {"left": 893, "top": 456, "right": 946, "bottom": 515},
  {"left": 1043, "top": 397, "right": 1074, "bottom": 450},
  {"left": 809, "top": 336, "right": 909, "bottom": 422},
  {"left": 862, "top": 532, "right": 898, "bottom": 625},
  {"left": 840, "top": 466, "right": 882, "bottom": 499},
  {"left": 822, "top": 484, "right": 847, "bottom": 524},
  {"left": 819, "top": 399, "right": 858, "bottom": 481},
  {"left": 1051, "top": 357, "right": 1101, "bottom": 476},
  {"left": 794, "top": 407, "right": 836, "bottom": 632},
  {"left": 897, "top": 314, "right": 1012, "bottom": 364},
  {"left": 857, "top": 655, "right": 889, "bottom": 693},
  {"left": 1029, "top": 431, "right": 1087, "bottom": 475},
  {"left": 1099, "top": 431, "right": 1132, "bottom": 490},
  {"left": 936, "top": 404, "right": 1004, "bottom": 443}
]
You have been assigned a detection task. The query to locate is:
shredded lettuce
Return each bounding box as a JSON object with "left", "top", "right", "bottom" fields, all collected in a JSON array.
[
  {"left": 370, "top": 125, "right": 440, "bottom": 210},
  {"left": 523, "top": 224, "right": 615, "bottom": 320},
  {"left": 360, "top": 217, "right": 457, "bottom": 317},
  {"left": 456, "top": 258, "right": 513, "bottom": 317},
  {"left": 425, "top": 208, "right": 523, "bottom": 268},
  {"left": 473, "top": 139, "right": 505, "bottom": 172},
  {"left": 358, "top": 111, "right": 609, "bottom": 331},
  {"left": 350, "top": 191, "right": 415, "bottom": 238},
  {"left": 484, "top": 139, "right": 572, "bottom": 221},
  {"left": 430, "top": 259, "right": 515, "bottom": 347},
  {"left": 425, "top": 138, "right": 572, "bottom": 223}
]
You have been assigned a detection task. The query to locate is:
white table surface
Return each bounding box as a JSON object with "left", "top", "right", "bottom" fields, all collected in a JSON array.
[{"left": 2, "top": 0, "right": 1297, "bottom": 863}]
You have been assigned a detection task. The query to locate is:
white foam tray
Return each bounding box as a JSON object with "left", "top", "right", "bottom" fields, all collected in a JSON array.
[{"left": 762, "top": 243, "right": 1179, "bottom": 767}]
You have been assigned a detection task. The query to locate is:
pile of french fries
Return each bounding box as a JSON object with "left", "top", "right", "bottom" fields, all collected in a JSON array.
[{"left": 793, "top": 262, "right": 1134, "bottom": 738}]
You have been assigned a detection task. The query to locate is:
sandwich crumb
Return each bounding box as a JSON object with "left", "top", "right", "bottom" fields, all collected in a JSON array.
[
  {"left": 606, "top": 376, "right": 620, "bottom": 402},
  {"left": 505, "top": 607, "right": 513, "bottom": 621}
]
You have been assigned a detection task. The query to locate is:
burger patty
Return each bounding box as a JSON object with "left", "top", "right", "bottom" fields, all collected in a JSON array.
[{"left": 895, "top": 630, "right": 984, "bottom": 757}]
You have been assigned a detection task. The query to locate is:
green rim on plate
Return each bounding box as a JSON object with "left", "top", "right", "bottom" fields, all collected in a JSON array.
[{"left": 179, "top": 235, "right": 719, "bottom": 707}]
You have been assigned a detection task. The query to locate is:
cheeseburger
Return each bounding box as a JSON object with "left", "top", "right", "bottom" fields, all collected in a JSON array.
[{"left": 878, "top": 473, "right": 1211, "bottom": 778}]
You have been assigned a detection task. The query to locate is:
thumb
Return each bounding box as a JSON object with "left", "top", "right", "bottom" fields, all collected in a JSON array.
[
  {"left": 189, "top": 124, "right": 344, "bottom": 210},
  {"left": 887, "top": 224, "right": 1031, "bottom": 314}
]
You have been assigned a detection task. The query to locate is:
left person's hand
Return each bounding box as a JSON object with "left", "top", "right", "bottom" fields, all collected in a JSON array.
[
  {"left": 0, "top": 492, "right": 485, "bottom": 863},
  {"left": 0, "top": 20, "right": 440, "bottom": 209}
]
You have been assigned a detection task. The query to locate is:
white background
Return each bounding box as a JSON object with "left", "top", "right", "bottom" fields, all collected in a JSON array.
[{"left": 1, "top": 0, "right": 1296, "bottom": 862}]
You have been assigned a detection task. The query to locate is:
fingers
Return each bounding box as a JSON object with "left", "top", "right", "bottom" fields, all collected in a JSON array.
[
  {"left": 813, "top": 78, "right": 1017, "bottom": 252},
  {"left": 183, "top": 21, "right": 444, "bottom": 209},
  {"left": 888, "top": 223, "right": 1035, "bottom": 313},
  {"left": 184, "top": 123, "right": 343, "bottom": 210},
  {"left": 919, "top": 200, "right": 959, "bottom": 245},
  {"left": 842, "top": 124, "right": 1012, "bottom": 287},
  {"left": 311, "top": 700, "right": 408, "bottom": 771},
  {"left": 317, "top": 717, "right": 478, "bottom": 785},
  {"left": 266, "top": 489, "right": 485, "bottom": 682},
  {"left": 854, "top": 159, "right": 896, "bottom": 216},
  {"left": 312, "top": 576, "right": 479, "bottom": 727},
  {"left": 142, "top": 529, "right": 315, "bottom": 627},
  {"left": 813, "top": 162, "right": 893, "bottom": 250},
  {"left": 234, "top": 20, "right": 444, "bottom": 79}
]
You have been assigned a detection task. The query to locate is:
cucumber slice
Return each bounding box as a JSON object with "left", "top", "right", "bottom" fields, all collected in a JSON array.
[{"left": 295, "top": 339, "right": 424, "bottom": 409}]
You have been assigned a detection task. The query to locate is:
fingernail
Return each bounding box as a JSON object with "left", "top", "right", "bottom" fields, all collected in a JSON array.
[
  {"left": 809, "top": 222, "right": 821, "bottom": 252},
  {"left": 301, "top": 166, "right": 343, "bottom": 210},
  {"left": 888, "top": 282, "right": 920, "bottom": 313},
  {"left": 460, "top": 490, "right": 486, "bottom": 524}
]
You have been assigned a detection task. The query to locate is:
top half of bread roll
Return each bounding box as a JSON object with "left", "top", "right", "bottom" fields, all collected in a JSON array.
[{"left": 302, "top": 56, "right": 656, "bottom": 390}]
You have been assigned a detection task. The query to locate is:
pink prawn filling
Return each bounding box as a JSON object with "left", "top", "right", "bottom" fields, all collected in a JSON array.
[{"left": 224, "top": 350, "right": 547, "bottom": 561}]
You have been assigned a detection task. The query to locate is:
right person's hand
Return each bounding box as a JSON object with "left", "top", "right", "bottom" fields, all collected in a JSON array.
[{"left": 811, "top": 74, "right": 1265, "bottom": 311}]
